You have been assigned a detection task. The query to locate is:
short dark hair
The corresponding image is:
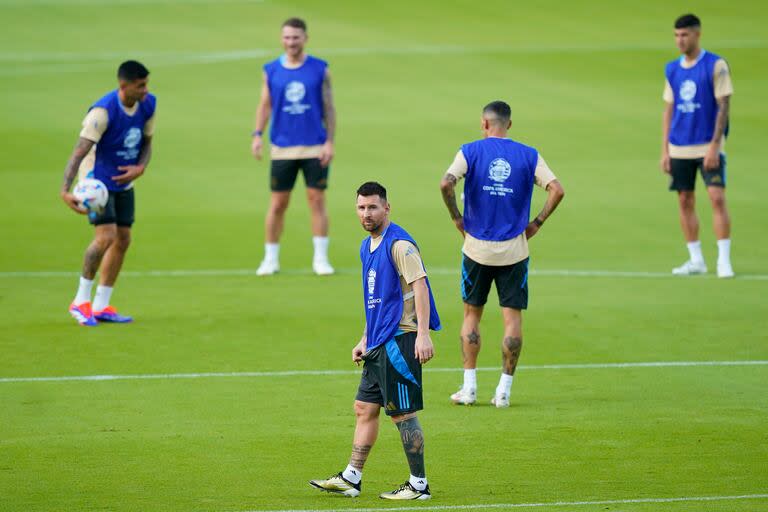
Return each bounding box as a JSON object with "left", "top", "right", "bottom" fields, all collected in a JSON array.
[
  {"left": 282, "top": 17, "right": 307, "bottom": 31},
  {"left": 357, "top": 181, "right": 387, "bottom": 200},
  {"left": 482, "top": 100, "right": 512, "bottom": 125},
  {"left": 117, "top": 60, "right": 149, "bottom": 81},
  {"left": 675, "top": 14, "right": 701, "bottom": 29}
]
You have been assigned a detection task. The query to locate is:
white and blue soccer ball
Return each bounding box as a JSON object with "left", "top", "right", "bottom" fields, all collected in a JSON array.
[{"left": 73, "top": 178, "right": 108, "bottom": 212}]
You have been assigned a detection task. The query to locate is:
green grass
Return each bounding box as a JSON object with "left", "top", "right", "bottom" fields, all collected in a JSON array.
[{"left": 1, "top": 0, "right": 767, "bottom": 511}]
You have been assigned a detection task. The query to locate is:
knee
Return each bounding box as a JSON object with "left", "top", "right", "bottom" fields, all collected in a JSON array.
[
  {"left": 115, "top": 232, "right": 131, "bottom": 251},
  {"left": 270, "top": 200, "right": 289, "bottom": 215},
  {"left": 710, "top": 194, "right": 727, "bottom": 212},
  {"left": 678, "top": 192, "right": 695, "bottom": 211},
  {"left": 94, "top": 231, "right": 117, "bottom": 251},
  {"left": 307, "top": 192, "right": 326, "bottom": 212},
  {"left": 354, "top": 401, "right": 377, "bottom": 422}
]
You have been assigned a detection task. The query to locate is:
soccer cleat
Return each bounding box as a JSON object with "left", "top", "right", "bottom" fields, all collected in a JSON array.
[
  {"left": 491, "top": 393, "right": 510, "bottom": 408},
  {"left": 312, "top": 260, "right": 335, "bottom": 276},
  {"left": 380, "top": 481, "right": 431, "bottom": 500},
  {"left": 94, "top": 306, "right": 133, "bottom": 323},
  {"left": 309, "top": 472, "right": 360, "bottom": 497},
  {"left": 450, "top": 386, "right": 476, "bottom": 405},
  {"left": 717, "top": 262, "right": 734, "bottom": 278},
  {"left": 672, "top": 260, "right": 707, "bottom": 276},
  {"left": 69, "top": 302, "right": 97, "bottom": 327},
  {"left": 256, "top": 260, "right": 280, "bottom": 276}
]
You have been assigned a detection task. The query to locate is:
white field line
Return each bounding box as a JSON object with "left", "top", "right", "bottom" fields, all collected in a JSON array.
[
  {"left": 239, "top": 493, "right": 768, "bottom": 512},
  {"left": 1, "top": 360, "right": 766, "bottom": 384},
  {"left": 1, "top": 267, "right": 767, "bottom": 280},
  {"left": 1, "top": 41, "right": 767, "bottom": 76}
]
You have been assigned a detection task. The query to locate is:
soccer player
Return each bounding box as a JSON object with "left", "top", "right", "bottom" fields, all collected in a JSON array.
[
  {"left": 251, "top": 17, "right": 336, "bottom": 276},
  {"left": 309, "top": 182, "right": 441, "bottom": 500},
  {"left": 60, "top": 60, "right": 155, "bottom": 326},
  {"left": 660, "top": 14, "right": 734, "bottom": 278},
  {"left": 440, "top": 101, "right": 564, "bottom": 407}
]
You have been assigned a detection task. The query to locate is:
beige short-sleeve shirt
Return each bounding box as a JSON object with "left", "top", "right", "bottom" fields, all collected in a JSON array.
[
  {"left": 368, "top": 236, "right": 427, "bottom": 332},
  {"left": 663, "top": 55, "right": 733, "bottom": 159},
  {"left": 445, "top": 146, "right": 557, "bottom": 266},
  {"left": 77, "top": 105, "right": 155, "bottom": 181}
]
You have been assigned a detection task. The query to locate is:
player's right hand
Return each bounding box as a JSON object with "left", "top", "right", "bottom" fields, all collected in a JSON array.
[
  {"left": 61, "top": 191, "right": 87, "bottom": 214},
  {"left": 453, "top": 216, "right": 465, "bottom": 238},
  {"left": 251, "top": 136, "right": 263, "bottom": 160},
  {"left": 660, "top": 153, "right": 671, "bottom": 174},
  {"left": 352, "top": 340, "right": 366, "bottom": 365}
]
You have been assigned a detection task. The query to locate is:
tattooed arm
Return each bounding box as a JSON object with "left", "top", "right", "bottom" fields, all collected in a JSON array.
[
  {"left": 439, "top": 172, "right": 464, "bottom": 237},
  {"left": 60, "top": 137, "right": 95, "bottom": 214},
  {"left": 251, "top": 72, "right": 271, "bottom": 160},
  {"left": 525, "top": 179, "right": 564, "bottom": 239},
  {"left": 704, "top": 95, "right": 730, "bottom": 171},
  {"left": 319, "top": 69, "right": 336, "bottom": 167},
  {"left": 113, "top": 136, "right": 152, "bottom": 185}
]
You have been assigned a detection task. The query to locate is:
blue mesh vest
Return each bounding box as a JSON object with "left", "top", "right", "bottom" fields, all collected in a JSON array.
[
  {"left": 461, "top": 137, "right": 538, "bottom": 241},
  {"left": 665, "top": 50, "right": 727, "bottom": 147},
  {"left": 264, "top": 55, "right": 328, "bottom": 147},
  {"left": 90, "top": 90, "right": 156, "bottom": 192},
  {"left": 360, "top": 223, "right": 441, "bottom": 350}
]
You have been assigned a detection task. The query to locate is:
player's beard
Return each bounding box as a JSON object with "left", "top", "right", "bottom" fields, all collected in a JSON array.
[{"left": 363, "top": 219, "right": 381, "bottom": 233}]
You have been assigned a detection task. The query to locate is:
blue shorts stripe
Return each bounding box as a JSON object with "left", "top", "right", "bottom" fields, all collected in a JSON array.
[{"left": 385, "top": 339, "right": 420, "bottom": 387}]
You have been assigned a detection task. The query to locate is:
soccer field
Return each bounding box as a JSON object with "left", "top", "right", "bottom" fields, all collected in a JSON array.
[{"left": 1, "top": 0, "right": 767, "bottom": 511}]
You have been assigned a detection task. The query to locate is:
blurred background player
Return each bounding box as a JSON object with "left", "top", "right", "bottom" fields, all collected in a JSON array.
[
  {"left": 251, "top": 17, "right": 336, "bottom": 276},
  {"left": 440, "top": 101, "right": 564, "bottom": 407},
  {"left": 309, "top": 182, "right": 440, "bottom": 500},
  {"left": 660, "top": 14, "right": 734, "bottom": 278},
  {"left": 60, "top": 60, "right": 156, "bottom": 326}
]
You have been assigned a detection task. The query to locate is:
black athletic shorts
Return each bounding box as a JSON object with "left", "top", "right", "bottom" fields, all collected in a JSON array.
[
  {"left": 88, "top": 188, "right": 135, "bottom": 227},
  {"left": 461, "top": 254, "right": 529, "bottom": 309},
  {"left": 270, "top": 158, "right": 329, "bottom": 191},
  {"left": 669, "top": 155, "right": 727, "bottom": 191},
  {"left": 356, "top": 332, "right": 423, "bottom": 416}
]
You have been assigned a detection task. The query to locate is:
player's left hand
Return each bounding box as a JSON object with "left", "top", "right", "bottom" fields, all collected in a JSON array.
[
  {"left": 414, "top": 333, "right": 434, "bottom": 365},
  {"left": 113, "top": 165, "right": 145, "bottom": 185},
  {"left": 703, "top": 147, "right": 721, "bottom": 172},
  {"left": 319, "top": 141, "right": 334, "bottom": 167},
  {"left": 525, "top": 221, "right": 541, "bottom": 239}
]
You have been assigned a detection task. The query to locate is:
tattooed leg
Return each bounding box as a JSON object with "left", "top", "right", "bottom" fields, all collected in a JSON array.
[
  {"left": 460, "top": 303, "right": 483, "bottom": 368},
  {"left": 502, "top": 336, "right": 523, "bottom": 375},
  {"left": 393, "top": 414, "right": 425, "bottom": 478},
  {"left": 501, "top": 307, "right": 523, "bottom": 375},
  {"left": 350, "top": 400, "right": 379, "bottom": 470},
  {"left": 82, "top": 225, "right": 116, "bottom": 280}
]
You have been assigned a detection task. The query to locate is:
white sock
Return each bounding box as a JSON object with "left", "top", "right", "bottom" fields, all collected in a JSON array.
[
  {"left": 409, "top": 474, "right": 427, "bottom": 491},
  {"left": 264, "top": 243, "right": 279, "bottom": 263},
  {"left": 686, "top": 241, "right": 704, "bottom": 264},
  {"left": 496, "top": 373, "right": 513, "bottom": 397},
  {"left": 463, "top": 369, "right": 477, "bottom": 390},
  {"left": 717, "top": 239, "right": 731, "bottom": 265},
  {"left": 73, "top": 276, "right": 94, "bottom": 305},
  {"left": 342, "top": 464, "right": 362, "bottom": 484},
  {"left": 313, "top": 236, "right": 329, "bottom": 262},
  {"left": 92, "top": 285, "right": 113, "bottom": 312}
]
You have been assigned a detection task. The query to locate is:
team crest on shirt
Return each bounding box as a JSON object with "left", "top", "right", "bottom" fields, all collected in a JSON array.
[
  {"left": 488, "top": 158, "right": 512, "bottom": 182},
  {"left": 679, "top": 80, "right": 697, "bottom": 102},
  {"left": 123, "top": 127, "right": 142, "bottom": 148},
  {"left": 367, "top": 269, "right": 376, "bottom": 295},
  {"left": 677, "top": 80, "right": 701, "bottom": 114},
  {"left": 283, "top": 81, "right": 311, "bottom": 115},
  {"left": 285, "top": 81, "right": 306, "bottom": 103}
]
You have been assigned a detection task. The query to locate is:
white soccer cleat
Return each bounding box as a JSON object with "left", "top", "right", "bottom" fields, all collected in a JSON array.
[
  {"left": 717, "top": 262, "right": 735, "bottom": 278},
  {"left": 379, "top": 481, "right": 431, "bottom": 500},
  {"left": 256, "top": 260, "right": 279, "bottom": 276},
  {"left": 450, "top": 386, "right": 476, "bottom": 405},
  {"left": 309, "top": 472, "right": 361, "bottom": 497},
  {"left": 672, "top": 260, "right": 707, "bottom": 276},
  {"left": 491, "top": 393, "right": 510, "bottom": 408},
  {"left": 313, "top": 260, "right": 335, "bottom": 276}
]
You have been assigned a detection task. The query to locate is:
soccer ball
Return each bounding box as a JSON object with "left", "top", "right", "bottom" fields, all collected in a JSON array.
[{"left": 73, "top": 178, "right": 108, "bottom": 212}]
